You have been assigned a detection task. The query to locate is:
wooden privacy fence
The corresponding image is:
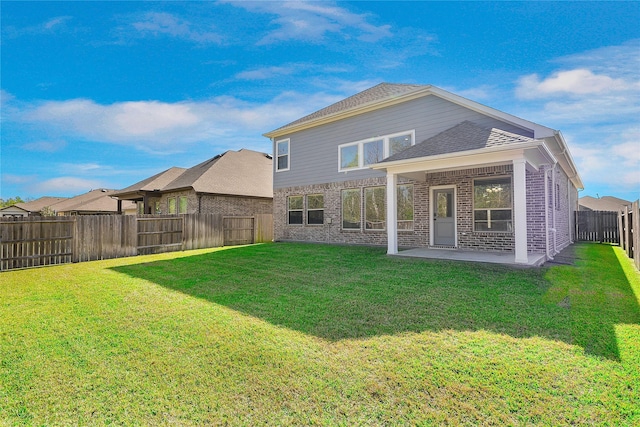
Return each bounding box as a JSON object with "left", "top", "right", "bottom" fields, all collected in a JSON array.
[
  {"left": 575, "top": 210, "right": 620, "bottom": 243},
  {"left": 619, "top": 200, "right": 639, "bottom": 271},
  {"left": 0, "top": 213, "right": 273, "bottom": 271}
]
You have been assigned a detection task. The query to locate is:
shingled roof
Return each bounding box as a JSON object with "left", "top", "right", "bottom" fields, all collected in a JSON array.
[
  {"left": 114, "top": 167, "right": 187, "bottom": 197},
  {"left": 162, "top": 149, "right": 273, "bottom": 198},
  {"left": 266, "top": 83, "right": 426, "bottom": 135},
  {"left": 51, "top": 189, "right": 135, "bottom": 214},
  {"left": 381, "top": 121, "right": 537, "bottom": 163},
  {"left": 15, "top": 196, "right": 68, "bottom": 212}
]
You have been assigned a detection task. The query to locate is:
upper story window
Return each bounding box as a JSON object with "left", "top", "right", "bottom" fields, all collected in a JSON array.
[
  {"left": 338, "top": 130, "right": 415, "bottom": 172},
  {"left": 276, "top": 139, "right": 290, "bottom": 172}
]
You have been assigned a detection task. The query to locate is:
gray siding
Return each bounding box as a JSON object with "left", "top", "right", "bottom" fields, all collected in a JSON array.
[{"left": 273, "top": 95, "right": 533, "bottom": 189}]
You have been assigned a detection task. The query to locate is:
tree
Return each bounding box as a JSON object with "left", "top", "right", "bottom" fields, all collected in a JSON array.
[{"left": 0, "top": 196, "right": 26, "bottom": 208}]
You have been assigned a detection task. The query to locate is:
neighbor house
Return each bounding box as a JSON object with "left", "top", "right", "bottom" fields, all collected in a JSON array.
[
  {"left": 579, "top": 195, "right": 631, "bottom": 212},
  {"left": 50, "top": 189, "right": 136, "bottom": 215},
  {"left": 264, "top": 83, "right": 583, "bottom": 265},
  {"left": 0, "top": 196, "right": 68, "bottom": 217},
  {"left": 113, "top": 149, "right": 273, "bottom": 217}
]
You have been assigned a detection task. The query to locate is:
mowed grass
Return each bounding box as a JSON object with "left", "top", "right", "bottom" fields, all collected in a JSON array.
[{"left": 1, "top": 243, "right": 639, "bottom": 425}]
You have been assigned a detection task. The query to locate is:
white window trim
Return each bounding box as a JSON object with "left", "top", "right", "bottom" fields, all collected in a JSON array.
[
  {"left": 472, "top": 176, "right": 513, "bottom": 233},
  {"left": 338, "top": 129, "right": 415, "bottom": 172},
  {"left": 275, "top": 138, "right": 290, "bottom": 172}
]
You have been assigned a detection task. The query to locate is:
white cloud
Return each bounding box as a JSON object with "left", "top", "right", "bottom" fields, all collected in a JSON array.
[
  {"left": 516, "top": 69, "right": 633, "bottom": 99},
  {"left": 226, "top": 1, "right": 391, "bottom": 45},
  {"left": 566, "top": 125, "right": 640, "bottom": 191},
  {"left": 10, "top": 90, "right": 345, "bottom": 153},
  {"left": 131, "top": 12, "right": 223, "bottom": 44},
  {"left": 30, "top": 177, "right": 105, "bottom": 194},
  {"left": 2, "top": 15, "right": 73, "bottom": 39},
  {"left": 235, "top": 65, "right": 300, "bottom": 80},
  {"left": 22, "top": 140, "right": 67, "bottom": 152}
]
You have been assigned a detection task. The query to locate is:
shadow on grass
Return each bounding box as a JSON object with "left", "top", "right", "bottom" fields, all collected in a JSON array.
[{"left": 112, "top": 242, "right": 640, "bottom": 360}]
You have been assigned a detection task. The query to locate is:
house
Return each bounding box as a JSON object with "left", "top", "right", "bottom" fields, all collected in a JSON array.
[
  {"left": 113, "top": 149, "right": 273, "bottom": 217},
  {"left": 0, "top": 196, "right": 68, "bottom": 217},
  {"left": 579, "top": 195, "right": 631, "bottom": 212},
  {"left": 264, "top": 83, "right": 583, "bottom": 265},
  {"left": 49, "top": 189, "right": 136, "bottom": 215},
  {"left": 110, "top": 167, "right": 187, "bottom": 214}
]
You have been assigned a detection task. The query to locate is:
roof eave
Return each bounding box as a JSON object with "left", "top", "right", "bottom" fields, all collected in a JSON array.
[
  {"left": 370, "top": 141, "right": 555, "bottom": 174},
  {"left": 263, "top": 85, "right": 556, "bottom": 139}
]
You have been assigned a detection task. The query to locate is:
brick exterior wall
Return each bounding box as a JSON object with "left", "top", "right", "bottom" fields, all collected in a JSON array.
[
  {"left": 274, "top": 164, "right": 555, "bottom": 255},
  {"left": 155, "top": 190, "right": 272, "bottom": 216}
]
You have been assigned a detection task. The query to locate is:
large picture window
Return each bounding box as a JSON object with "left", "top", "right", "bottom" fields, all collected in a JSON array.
[
  {"left": 365, "top": 186, "right": 386, "bottom": 230},
  {"left": 397, "top": 184, "right": 414, "bottom": 230},
  {"left": 342, "top": 189, "right": 361, "bottom": 230},
  {"left": 276, "top": 139, "right": 290, "bottom": 172},
  {"left": 338, "top": 130, "right": 415, "bottom": 171},
  {"left": 473, "top": 177, "right": 512, "bottom": 232},
  {"left": 307, "top": 194, "right": 324, "bottom": 225},
  {"left": 288, "top": 195, "right": 303, "bottom": 225}
]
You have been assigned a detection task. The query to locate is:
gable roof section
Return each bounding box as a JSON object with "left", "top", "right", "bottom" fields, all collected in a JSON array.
[
  {"left": 15, "top": 196, "right": 68, "bottom": 212},
  {"left": 51, "top": 189, "right": 131, "bottom": 213},
  {"left": 579, "top": 196, "right": 631, "bottom": 211},
  {"left": 113, "top": 167, "right": 187, "bottom": 197},
  {"left": 162, "top": 149, "right": 273, "bottom": 198},
  {"left": 382, "top": 121, "right": 537, "bottom": 163},
  {"left": 264, "top": 83, "right": 556, "bottom": 139},
  {"left": 268, "top": 83, "right": 424, "bottom": 135}
]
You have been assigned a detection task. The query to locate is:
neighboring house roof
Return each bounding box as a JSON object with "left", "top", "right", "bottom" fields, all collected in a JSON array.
[
  {"left": 113, "top": 167, "right": 188, "bottom": 199},
  {"left": 50, "top": 189, "right": 135, "bottom": 214},
  {"left": 382, "top": 121, "right": 537, "bottom": 162},
  {"left": 15, "top": 196, "right": 68, "bottom": 213},
  {"left": 579, "top": 196, "right": 631, "bottom": 212},
  {"left": 162, "top": 149, "right": 273, "bottom": 198}
]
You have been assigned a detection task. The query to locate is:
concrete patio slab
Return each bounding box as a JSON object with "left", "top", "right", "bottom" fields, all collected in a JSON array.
[{"left": 394, "top": 247, "right": 547, "bottom": 267}]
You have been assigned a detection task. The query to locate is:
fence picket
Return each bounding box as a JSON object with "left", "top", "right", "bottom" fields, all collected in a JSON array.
[{"left": 1, "top": 213, "right": 271, "bottom": 271}]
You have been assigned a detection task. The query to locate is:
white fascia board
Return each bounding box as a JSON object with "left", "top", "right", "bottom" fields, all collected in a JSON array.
[
  {"left": 427, "top": 87, "right": 556, "bottom": 138},
  {"left": 370, "top": 142, "right": 555, "bottom": 175}
]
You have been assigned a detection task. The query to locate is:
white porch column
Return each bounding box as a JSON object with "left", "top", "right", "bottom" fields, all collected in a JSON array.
[
  {"left": 386, "top": 171, "right": 398, "bottom": 255},
  {"left": 513, "top": 159, "right": 528, "bottom": 264}
]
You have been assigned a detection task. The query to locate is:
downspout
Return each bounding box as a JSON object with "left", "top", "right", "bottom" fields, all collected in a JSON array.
[
  {"left": 551, "top": 164, "right": 558, "bottom": 255},
  {"left": 567, "top": 177, "right": 573, "bottom": 243},
  {"left": 544, "top": 166, "right": 551, "bottom": 260}
]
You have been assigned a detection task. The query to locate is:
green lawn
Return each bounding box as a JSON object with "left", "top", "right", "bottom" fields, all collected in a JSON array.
[{"left": 1, "top": 243, "right": 639, "bottom": 425}]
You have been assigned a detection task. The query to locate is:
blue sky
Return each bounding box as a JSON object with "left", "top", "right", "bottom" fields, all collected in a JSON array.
[{"left": 2, "top": 1, "right": 639, "bottom": 202}]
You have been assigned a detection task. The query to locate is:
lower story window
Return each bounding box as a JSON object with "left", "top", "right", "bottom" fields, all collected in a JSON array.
[
  {"left": 307, "top": 194, "right": 324, "bottom": 225},
  {"left": 397, "top": 184, "right": 414, "bottom": 230},
  {"left": 342, "top": 189, "right": 361, "bottom": 229},
  {"left": 365, "top": 186, "right": 385, "bottom": 230},
  {"left": 288, "top": 195, "right": 303, "bottom": 225},
  {"left": 168, "top": 197, "right": 176, "bottom": 214},
  {"left": 473, "top": 177, "right": 512, "bottom": 232},
  {"left": 178, "top": 196, "right": 188, "bottom": 214}
]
